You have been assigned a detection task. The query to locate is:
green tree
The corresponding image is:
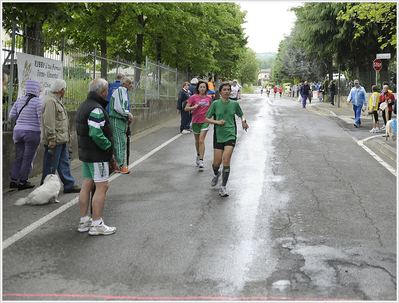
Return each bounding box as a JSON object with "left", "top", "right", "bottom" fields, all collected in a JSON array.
[{"left": 237, "top": 48, "right": 259, "bottom": 86}]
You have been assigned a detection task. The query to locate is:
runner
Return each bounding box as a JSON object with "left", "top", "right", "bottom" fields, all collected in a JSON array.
[
  {"left": 205, "top": 81, "right": 249, "bottom": 197},
  {"left": 273, "top": 85, "right": 277, "bottom": 98}
]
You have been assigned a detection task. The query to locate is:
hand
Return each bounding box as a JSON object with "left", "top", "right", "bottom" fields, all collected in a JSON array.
[
  {"left": 49, "top": 141, "right": 56, "bottom": 149},
  {"left": 69, "top": 135, "right": 73, "bottom": 142},
  {"left": 242, "top": 122, "right": 249, "bottom": 132},
  {"left": 193, "top": 104, "right": 199, "bottom": 109},
  {"left": 177, "top": 110, "right": 181, "bottom": 114},
  {"left": 219, "top": 119, "right": 226, "bottom": 125}
]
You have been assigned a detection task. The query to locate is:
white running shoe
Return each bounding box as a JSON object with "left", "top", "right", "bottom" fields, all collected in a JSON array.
[
  {"left": 78, "top": 218, "right": 92, "bottom": 232},
  {"left": 182, "top": 129, "right": 190, "bottom": 134},
  {"left": 381, "top": 125, "right": 386, "bottom": 130},
  {"left": 89, "top": 221, "right": 116, "bottom": 236},
  {"left": 211, "top": 171, "right": 221, "bottom": 186},
  {"left": 198, "top": 160, "right": 205, "bottom": 168},
  {"left": 369, "top": 128, "right": 376, "bottom": 133},
  {"left": 219, "top": 186, "right": 229, "bottom": 197},
  {"left": 375, "top": 128, "right": 381, "bottom": 133},
  {"left": 196, "top": 156, "right": 200, "bottom": 166}
]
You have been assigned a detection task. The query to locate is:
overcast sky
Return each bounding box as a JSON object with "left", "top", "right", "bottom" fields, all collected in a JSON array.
[{"left": 237, "top": 1, "right": 299, "bottom": 54}]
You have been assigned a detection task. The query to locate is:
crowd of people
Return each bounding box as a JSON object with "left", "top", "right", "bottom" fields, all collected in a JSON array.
[{"left": 5, "top": 73, "right": 248, "bottom": 235}]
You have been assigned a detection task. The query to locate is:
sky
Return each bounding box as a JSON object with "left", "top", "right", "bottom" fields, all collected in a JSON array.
[{"left": 237, "top": 1, "right": 299, "bottom": 54}]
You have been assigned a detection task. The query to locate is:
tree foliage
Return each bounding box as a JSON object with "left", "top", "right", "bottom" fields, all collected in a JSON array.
[{"left": 2, "top": 2, "right": 247, "bottom": 81}]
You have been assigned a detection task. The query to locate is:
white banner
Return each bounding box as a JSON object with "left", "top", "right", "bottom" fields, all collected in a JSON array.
[{"left": 17, "top": 52, "right": 63, "bottom": 100}]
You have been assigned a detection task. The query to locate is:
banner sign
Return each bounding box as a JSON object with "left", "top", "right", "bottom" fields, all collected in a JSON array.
[{"left": 17, "top": 52, "right": 63, "bottom": 100}]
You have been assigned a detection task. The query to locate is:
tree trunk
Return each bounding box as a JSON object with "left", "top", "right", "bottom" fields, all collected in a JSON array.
[
  {"left": 22, "top": 22, "right": 44, "bottom": 56},
  {"left": 100, "top": 38, "right": 107, "bottom": 80}
]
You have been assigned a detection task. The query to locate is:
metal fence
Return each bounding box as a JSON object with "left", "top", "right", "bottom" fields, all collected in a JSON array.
[{"left": 2, "top": 27, "right": 193, "bottom": 131}]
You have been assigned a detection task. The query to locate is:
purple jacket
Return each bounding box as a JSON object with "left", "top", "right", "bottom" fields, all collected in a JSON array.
[{"left": 10, "top": 80, "right": 42, "bottom": 132}]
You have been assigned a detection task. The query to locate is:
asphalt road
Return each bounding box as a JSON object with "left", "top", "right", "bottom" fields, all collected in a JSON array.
[{"left": 2, "top": 93, "right": 396, "bottom": 301}]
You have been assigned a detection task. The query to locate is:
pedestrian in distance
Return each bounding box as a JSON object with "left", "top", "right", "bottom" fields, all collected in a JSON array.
[
  {"left": 329, "top": 80, "right": 335, "bottom": 106},
  {"left": 41, "top": 79, "right": 81, "bottom": 193},
  {"left": 229, "top": 79, "right": 240, "bottom": 100},
  {"left": 185, "top": 79, "right": 212, "bottom": 169},
  {"left": 177, "top": 81, "right": 191, "bottom": 134},
  {"left": 368, "top": 85, "right": 381, "bottom": 133},
  {"left": 300, "top": 81, "right": 311, "bottom": 108},
  {"left": 278, "top": 86, "right": 283, "bottom": 98},
  {"left": 205, "top": 81, "right": 249, "bottom": 197},
  {"left": 76, "top": 78, "right": 116, "bottom": 236},
  {"left": 208, "top": 75, "right": 215, "bottom": 102},
  {"left": 347, "top": 79, "right": 367, "bottom": 127},
  {"left": 188, "top": 78, "right": 198, "bottom": 95},
  {"left": 105, "top": 72, "right": 125, "bottom": 114},
  {"left": 260, "top": 85, "right": 263, "bottom": 96},
  {"left": 273, "top": 85, "right": 277, "bottom": 98},
  {"left": 109, "top": 75, "right": 133, "bottom": 174},
  {"left": 379, "top": 84, "right": 395, "bottom": 130},
  {"left": 9, "top": 80, "right": 42, "bottom": 191}
]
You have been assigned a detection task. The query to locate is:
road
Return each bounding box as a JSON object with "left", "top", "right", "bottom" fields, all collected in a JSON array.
[{"left": 2, "top": 93, "right": 396, "bottom": 301}]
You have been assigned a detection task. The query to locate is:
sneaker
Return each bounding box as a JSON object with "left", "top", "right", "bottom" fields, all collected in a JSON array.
[
  {"left": 9, "top": 180, "right": 18, "bottom": 191},
  {"left": 18, "top": 181, "right": 35, "bottom": 191},
  {"left": 211, "top": 171, "right": 221, "bottom": 187},
  {"left": 64, "top": 185, "right": 81, "bottom": 193},
  {"left": 219, "top": 186, "right": 229, "bottom": 197},
  {"left": 198, "top": 160, "right": 205, "bottom": 168},
  {"left": 196, "top": 156, "right": 200, "bottom": 166},
  {"left": 375, "top": 128, "right": 381, "bottom": 133},
  {"left": 115, "top": 166, "right": 130, "bottom": 174},
  {"left": 369, "top": 128, "right": 376, "bottom": 133},
  {"left": 78, "top": 218, "right": 92, "bottom": 232},
  {"left": 89, "top": 221, "right": 116, "bottom": 236},
  {"left": 182, "top": 129, "right": 190, "bottom": 134},
  {"left": 381, "top": 125, "right": 386, "bottom": 130}
]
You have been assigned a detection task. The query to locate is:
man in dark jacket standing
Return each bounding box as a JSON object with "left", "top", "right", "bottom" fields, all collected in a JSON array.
[
  {"left": 329, "top": 80, "right": 336, "bottom": 106},
  {"left": 300, "top": 81, "right": 311, "bottom": 108},
  {"left": 76, "top": 78, "right": 116, "bottom": 236}
]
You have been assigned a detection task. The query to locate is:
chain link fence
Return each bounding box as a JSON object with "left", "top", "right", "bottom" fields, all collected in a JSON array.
[{"left": 2, "top": 29, "right": 193, "bottom": 131}]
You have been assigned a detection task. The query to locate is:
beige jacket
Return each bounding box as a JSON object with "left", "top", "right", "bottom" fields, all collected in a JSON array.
[{"left": 41, "top": 92, "right": 71, "bottom": 145}]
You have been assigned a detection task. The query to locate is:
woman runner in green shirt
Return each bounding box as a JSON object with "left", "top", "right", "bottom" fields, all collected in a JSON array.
[{"left": 205, "top": 82, "right": 249, "bottom": 196}]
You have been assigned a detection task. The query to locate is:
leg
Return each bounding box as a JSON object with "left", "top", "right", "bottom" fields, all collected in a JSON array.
[
  {"left": 354, "top": 105, "right": 362, "bottom": 125},
  {"left": 57, "top": 144, "right": 77, "bottom": 190},
  {"left": 18, "top": 131, "right": 41, "bottom": 182},
  {"left": 112, "top": 118, "right": 127, "bottom": 168},
  {"left": 198, "top": 130, "right": 208, "bottom": 160},
  {"left": 79, "top": 177, "right": 95, "bottom": 218},
  {"left": 91, "top": 181, "right": 109, "bottom": 221},
  {"left": 194, "top": 133, "right": 200, "bottom": 155},
  {"left": 9, "top": 130, "right": 25, "bottom": 181},
  {"left": 41, "top": 144, "right": 62, "bottom": 185}
]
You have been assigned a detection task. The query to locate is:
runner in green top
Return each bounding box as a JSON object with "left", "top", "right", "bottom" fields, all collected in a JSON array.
[{"left": 205, "top": 81, "right": 249, "bottom": 197}]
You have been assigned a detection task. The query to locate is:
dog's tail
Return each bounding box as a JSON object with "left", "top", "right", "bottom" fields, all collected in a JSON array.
[{"left": 14, "top": 198, "right": 27, "bottom": 206}]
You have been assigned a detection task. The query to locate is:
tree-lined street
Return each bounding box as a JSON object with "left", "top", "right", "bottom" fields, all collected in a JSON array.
[{"left": 3, "top": 94, "right": 396, "bottom": 301}]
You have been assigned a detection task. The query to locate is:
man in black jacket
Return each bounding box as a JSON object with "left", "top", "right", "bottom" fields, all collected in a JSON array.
[
  {"left": 76, "top": 78, "right": 116, "bottom": 236},
  {"left": 300, "top": 81, "right": 311, "bottom": 108}
]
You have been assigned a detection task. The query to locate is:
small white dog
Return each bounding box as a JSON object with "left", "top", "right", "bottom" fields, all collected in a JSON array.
[
  {"left": 14, "top": 174, "right": 61, "bottom": 206},
  {"left": 385, "top": 119, "right": 397, "bottom": 141}
]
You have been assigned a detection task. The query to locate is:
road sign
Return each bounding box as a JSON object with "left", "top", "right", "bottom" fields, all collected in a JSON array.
[
  {"left": 376, "top": 53, "right": 391, "bottom": 59},
  {"left": 373, "top": 59, "right": 382, "bottom": 71}
]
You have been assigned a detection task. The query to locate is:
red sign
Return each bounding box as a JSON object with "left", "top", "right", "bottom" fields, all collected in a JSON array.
[{"left": 373, "top": 59, "right": 382, "bottom": 71}]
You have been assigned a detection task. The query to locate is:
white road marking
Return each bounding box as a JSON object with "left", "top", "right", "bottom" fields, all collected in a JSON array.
[
  {"left": 2, "top": 133, "right": 183, "bottom": 250},
  {"left": 356, "top": 135, "right": 397, "bottom": 177}
]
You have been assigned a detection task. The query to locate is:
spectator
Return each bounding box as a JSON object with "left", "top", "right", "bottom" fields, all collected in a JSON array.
[
  {"left": 208, "top": 75, "right": 215, "bottom": 101},
  {"left": 347, "top": 79, "right": 367, "bottom": 128},
  {"left": 105, "top": 73, "right": 126, "bottom": 114},
  {"left": 76, "top": 78, "right": 116, "bottom": 235},
  {"left": 368, "top": 85, "right": 381, "bottom": 133},
  {"left": 9, "top": 80, "right": 42, "bottom": 191},
  {"left": 188, "top": 78, "right": 198, "bottom": 95},
  {"left": 300, "top": 81, "right": 311, "bottom": 108},
  {"left": 329, "top": 80, "right": 336, "bottom": 106},
  {"left": 379, "top": 84, "right": 395, "bottom": 130},
  {"left": 205, "top": 81, "right": 249, "bottom": 197},
  {"left": 109, "top": 76, "right": 133, "bottom": 173},
  {"left": 229, "top": 79, "right": 240, "bottom": 100},
  {"left": 177, "top": 81, "right": 191, "bottom": 134},
  {"left": 185, "top": 80, "right": 212, "bottom": 168},
  {"left": 41, "top": 79, "right": 81, "bottom": 193}
]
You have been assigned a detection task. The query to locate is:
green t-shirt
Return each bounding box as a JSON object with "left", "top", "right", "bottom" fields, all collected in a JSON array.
[{"left": 206, "top": 99, "right": 244, "bottom": 143}]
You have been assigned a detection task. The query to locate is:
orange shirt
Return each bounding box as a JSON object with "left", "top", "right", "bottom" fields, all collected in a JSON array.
[
  {"left": 278, "top": 87, "right": 283, "bottom": 93},
  {"left": 208, "top": 82, "right": 215, "bottom": 97}
]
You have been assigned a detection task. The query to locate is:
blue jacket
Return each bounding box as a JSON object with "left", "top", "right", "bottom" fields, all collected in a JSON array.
[
  {"left": 347, "top": 85, "right": 366, "bottom": 106},
  {"left": 105, "top": 80, "right": 130, "bottom": 114}
]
